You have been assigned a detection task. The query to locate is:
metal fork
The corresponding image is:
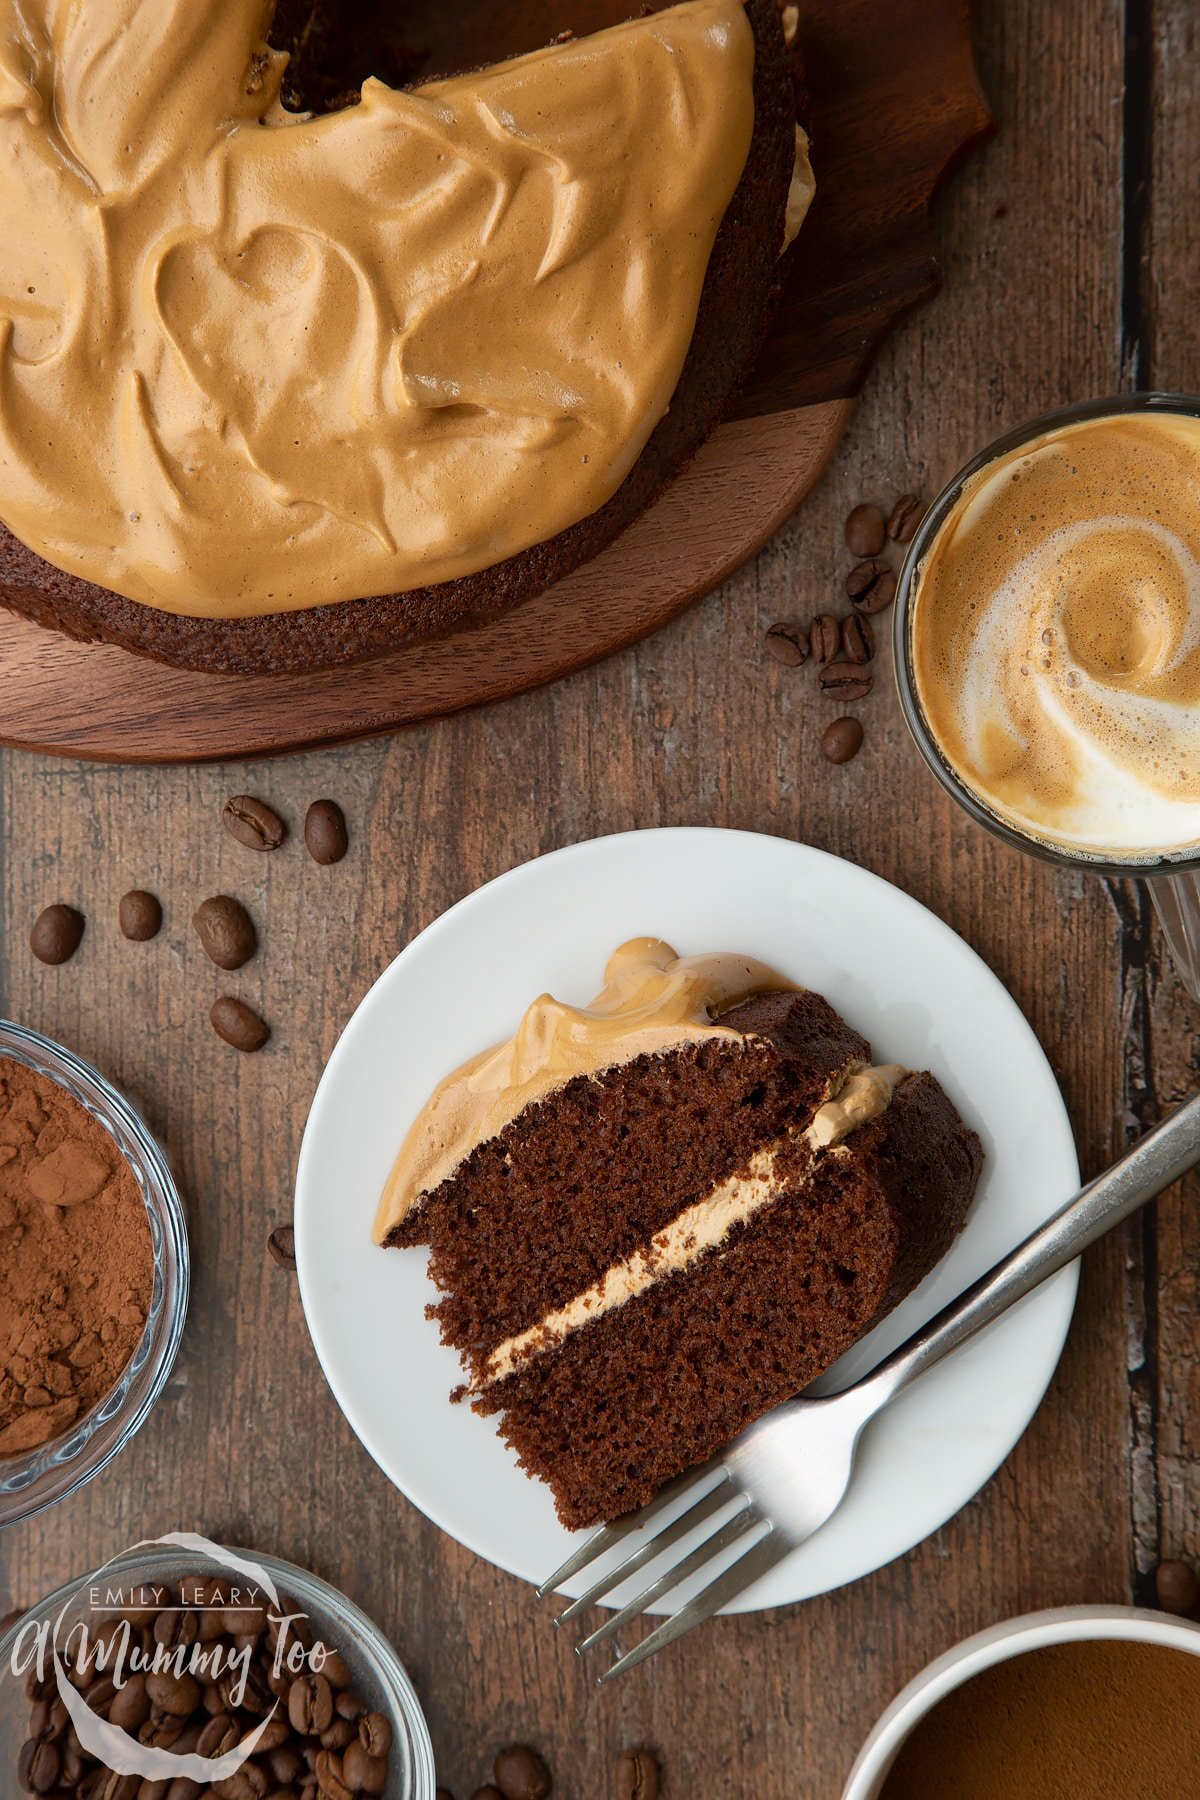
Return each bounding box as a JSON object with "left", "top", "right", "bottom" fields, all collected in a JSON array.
[{"left": 540, "top": 1089, "right": 1200, "bottom": 1681}]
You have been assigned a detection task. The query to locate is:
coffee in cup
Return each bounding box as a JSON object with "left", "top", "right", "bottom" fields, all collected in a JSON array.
[{"left": 907, "top": 407, "right": 1200, "bottom": 864}]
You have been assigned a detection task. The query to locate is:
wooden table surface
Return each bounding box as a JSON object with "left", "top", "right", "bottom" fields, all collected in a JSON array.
[{"left": 2, "top": 3, "right": 1199, "bottom": 1794}]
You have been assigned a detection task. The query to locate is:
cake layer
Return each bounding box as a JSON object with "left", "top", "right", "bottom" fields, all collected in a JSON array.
[
  {"left": 469, "top": 1072, "right": 982, "bottom": 1528},
  {"left": 417, "top": 990, "right": 870, "bottom": 1362}
]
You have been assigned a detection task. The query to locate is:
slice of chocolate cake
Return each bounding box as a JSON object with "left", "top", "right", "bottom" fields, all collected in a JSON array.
[{"left": 374, "top": 940, "right": 982, "bottom": 1530}]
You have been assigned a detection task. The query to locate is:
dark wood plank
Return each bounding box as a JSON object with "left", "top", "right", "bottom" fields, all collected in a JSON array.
[
  {"left": 0, "top": 2, "right": 1147, "bottom": 1797},
  {"left": 1142, "top": 0, "right": 1200, "bottom": 1596}
]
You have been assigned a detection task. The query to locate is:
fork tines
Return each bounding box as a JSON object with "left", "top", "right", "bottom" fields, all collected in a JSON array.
[{"left": 538, "top": 1464, "right": 789, "bottom": 1682}]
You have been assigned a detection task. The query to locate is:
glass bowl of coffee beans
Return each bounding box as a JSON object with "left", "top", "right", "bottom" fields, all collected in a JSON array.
[
  {"left": 0, "top": 1541, "right": 435, "bottom": 1798},
  {"left": 0, "top": 1020, "right": 190, "bottom": 1528}
]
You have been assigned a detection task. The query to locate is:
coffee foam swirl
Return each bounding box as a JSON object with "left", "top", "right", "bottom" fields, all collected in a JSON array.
[{"left": 911, "top": 412, "right": 1200, "bottom": 859}]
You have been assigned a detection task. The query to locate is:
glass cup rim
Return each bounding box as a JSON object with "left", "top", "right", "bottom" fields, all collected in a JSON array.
[
  {"left": 0, "top": 1020, "right": 190, "bottom": 1526},
  {"left": 0, "top": 1542, "right": 436, "bottom": 1799},
  {"left": 892, "top": 390, "right": 1200, "bottom": 880}
]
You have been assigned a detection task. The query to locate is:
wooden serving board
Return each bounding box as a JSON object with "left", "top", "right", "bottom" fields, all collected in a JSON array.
[{"left": 0, "top": 0, "right": 993, "bottom": 763}]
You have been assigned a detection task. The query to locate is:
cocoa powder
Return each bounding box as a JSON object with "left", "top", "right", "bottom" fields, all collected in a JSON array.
[
  {"left": 880, "top": 1639, "right": 1200, "bottom": 1799},
  {"left": 0, "top": 1056, "right": 153, "bottom": 1457}
]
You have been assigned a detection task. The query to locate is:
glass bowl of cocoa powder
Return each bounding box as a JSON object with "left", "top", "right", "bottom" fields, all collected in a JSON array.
[{"left": 0, "top": 1020, "right": 189, "bottom": 1526}]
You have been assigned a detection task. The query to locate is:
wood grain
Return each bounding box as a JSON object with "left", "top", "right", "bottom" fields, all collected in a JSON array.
[
  {"left": 0, "top": 0, "right": 992, "bottom": 763},
  {"left": 2, "top": 3, "right": 1198, "bottom": 1798}
]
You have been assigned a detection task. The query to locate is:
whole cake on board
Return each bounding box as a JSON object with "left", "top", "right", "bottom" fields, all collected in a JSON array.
[
  {"left": 0, "top": 0, "right": 812, "bottom": 674},
  {"left": 375, "top": 940, "right": 983, "bottom": 1530}
]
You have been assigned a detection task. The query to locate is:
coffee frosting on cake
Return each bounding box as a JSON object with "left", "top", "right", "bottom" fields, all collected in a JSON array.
[
  {"left": 373, "top": 937, "right": 797, "bottom": 1241},
  {"left": 0, "top": 0, "right": 773, "bottom": 618},
  {"left": 911, "top": 411, "right": 1200, "bottom": 858}
]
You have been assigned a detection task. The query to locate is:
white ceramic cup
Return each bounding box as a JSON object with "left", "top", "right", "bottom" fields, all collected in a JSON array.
[{"left": 842, "top": 1604, "right": 1200, "bottom": 1800}]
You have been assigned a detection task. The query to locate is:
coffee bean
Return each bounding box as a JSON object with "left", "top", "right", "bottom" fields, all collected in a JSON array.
[
  {"left": 887, "top": 491, "right": 925, "bottom": 543},
  {"left": 840, "top": 615, "right": 874, "bottom": 664},
  {"left": 107, "top": 1670, "right": 150, "bottom": 1732},
  {"left": 146, "top": 1669, "right": 200, "bottom": 1716},
  {"left": 471, "top": 1790, "right": 504, "bottom": 1800},
  {"left": 343, "top": 1739, "right": 388, "bottom": 1795},
  {"left": 436, "top": 1790, "right": 456, "bottom": 1800},
  {"left": 24, "top": 1736, "right": 61, "bottom": 1794},
  {"left": 493, "top": 1744, "right": 552, "bottom": 1800},
  {"left": 808, "top": 614, "right": 840, "bottom": 664},
  {"left": 223, "top": 794, "right": 286, "bottom": 853},
  {"left": 192, "top": 895, "right": 257, "bottom": 971},
  {"left": 304, "top": 800, "right": 348, "bottom": 866},
  {"left": 120, "top": 1583, "right": 167, "bottom": 1627},
  {"left": 335, "top": 1690, "right": 368, "bottom": 1721},
  {"left": 321, "top": 1717, "right": 355, "bottom": 1751},
  {"left": 614, "top": 1748, "right": 661, "bottom": 1800},
  {"left": 318, "top": 1650, "right": 352, "bottom": 1690},
  {"left": 313, "top": 1751, "right": 353, "bottom": 1800},
  {"left": 118, "top": 890, "right": 162, "bottom": 942},
  {"left": 821, "top": 718, "right": 865, "bottom": 765},
  {"left": 358, "top": 1714, "right": 393, "bottom": 1759},
  {"left": 30, "top": 903, "right": 85, "bottom": 965},
  {"left": 289, "top": 1672, "right": 335, "bottom": 1736},
  {"left": 1155, "top": 1559, "right": 1200, "bottom": 1617},
  {"left": 197, "top": 1712, "right": 240, "bottom": 1757},
  {"left": 266, "top": 1225, "right": 296, "bottom": 1269},
  {"left": 844, "top": 503, "right": 885, "bottom": 557},
  {"left": 764, "top": 622, "right": 808, "bottom": 667},
  {"left": 267, "top": 1745, "right": 305, "bottom": 1785},
  {"left": 845, "top": 560, "right": 897, "bottom": 614},
  {"left": 0, "top": 1606, "right": 23, "bottom": 1635},
  {"left": 211, "top": 997, "right": 270, "bottom": 1054},
  {"left": 211, "top": 1768, "right": 268, "bottom": 1800},
  {"left": 820, "top": 663, "right": 873, "bottom": 702}
]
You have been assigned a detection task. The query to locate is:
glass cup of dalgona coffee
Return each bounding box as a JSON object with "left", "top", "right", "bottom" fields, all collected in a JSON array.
[{"left": 894, "top": 393, "right": 1200, "bottom": 998}]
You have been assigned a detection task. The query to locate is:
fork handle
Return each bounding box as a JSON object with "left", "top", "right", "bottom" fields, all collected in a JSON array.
[{"left": 859, "top": 1089, "right": 1200, "bottom": 1413}]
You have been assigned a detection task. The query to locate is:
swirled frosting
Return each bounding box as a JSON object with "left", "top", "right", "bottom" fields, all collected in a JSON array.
[
  {"left": 373, "top": 937, "right": 796, "bottom": 1243},
  {"left": 911, "top": 411, "right": 1200, "bottom": 859},
  {"left": 0, "top": 0, "right": 764, "bottom": 618}
]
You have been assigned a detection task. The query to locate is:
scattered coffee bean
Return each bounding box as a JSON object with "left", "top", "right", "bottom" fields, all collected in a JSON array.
[
  {"left": 808, "top": 613, "right": 840, "bottom": 664},
  {"left": 845, "top": 559, "right": 897, "bottom": 613},
  {"left": 820, "top": 662, "right": 873, "bottom": 702},
  {"left": 1155, "top": 1558, "right": 1199, "bottom": 1617},
  {"left": 192, "top": 895, "right": 257, "bottom": 971},
  {"left": 30, "top": 903, "right": 85, "bottom": 965},
  {"left": 615, "top": 1747, "right": 661, "bottom": 1800},
  {"left": 210, "top": 996, "right": 270, "bottom": 1054},
  {"left": 820, "top": 717, "right": 864, "bottom": 764},
  {"left": 764, "top": 621, "right": 808, "bottom": 667},
  {"left": 844, "top": 502, "right": 886, "bottom": 557},
  {"left": 887, "top": 491, "right": 924, "bottom": 543},
  {"left": 840, "top": 615, "right": 874, "bottom": 664},
  {"left": 0, "top": 1607, "right": 23, "bottom": 1635},
  {"left": 305, "top": 799, "right": 349, "bottom": 866},
  {"left": 268, "top": 1225, "right": 296, "bottom": 1270},
  {"left": 493, "top": 1744, "right": 552, "bottom": 1800},
  {"left": 223, "top": 793, "right": 286, "bottom": 852},
  {"left": 118, "top": 889, "right": 162, "bottom": 942}
]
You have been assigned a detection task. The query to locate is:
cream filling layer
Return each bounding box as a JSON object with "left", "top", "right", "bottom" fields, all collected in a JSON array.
[{"left": 472, "top": 1061, "right": 906, "bottom": 1391}]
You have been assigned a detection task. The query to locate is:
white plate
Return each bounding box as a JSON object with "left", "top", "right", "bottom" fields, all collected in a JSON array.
[{"left": 295, "top": 828, "right": 1079, "bottom": 1612}]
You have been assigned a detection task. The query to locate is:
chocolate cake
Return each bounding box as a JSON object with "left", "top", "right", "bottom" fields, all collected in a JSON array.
[
  {"left": 375, "top": 941, "right": 983, "bottom": 1530},
  {"left": 0, "top": 0, "right": 805, "bottom": 675}
]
